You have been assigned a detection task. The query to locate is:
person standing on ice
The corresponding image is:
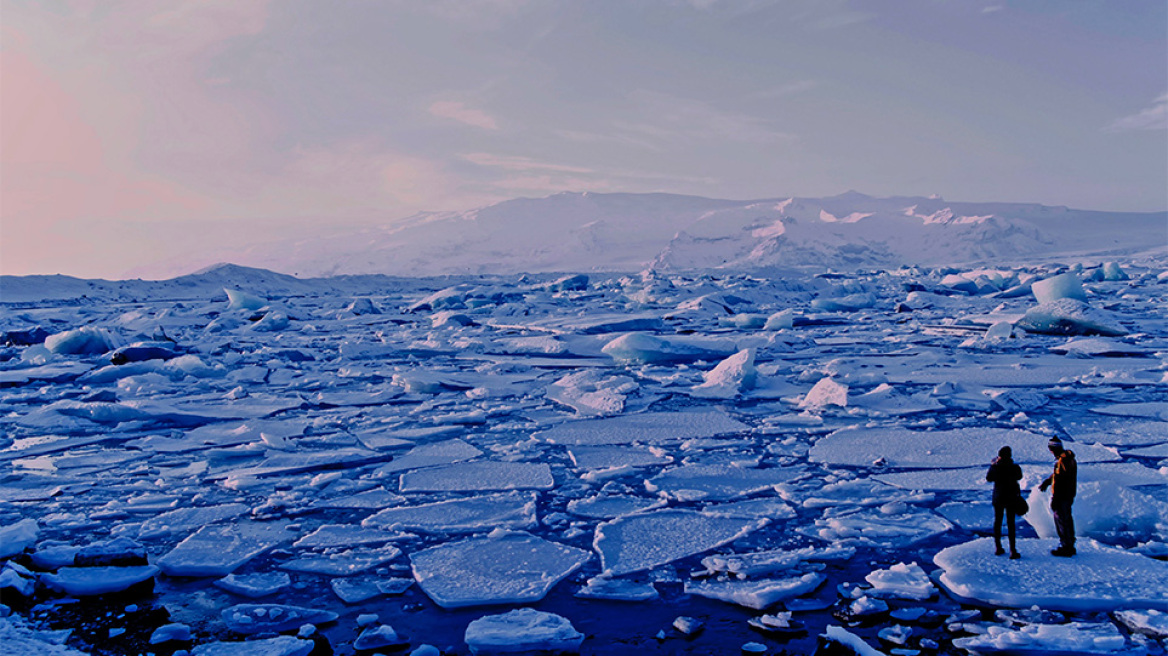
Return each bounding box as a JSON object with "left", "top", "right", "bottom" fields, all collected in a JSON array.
[
  {"left": 1039, "top": 436, "right": 1077, "bottom": 557},
  {"left": 986, "top": 446, "right": 1022, "bottom": 559}
]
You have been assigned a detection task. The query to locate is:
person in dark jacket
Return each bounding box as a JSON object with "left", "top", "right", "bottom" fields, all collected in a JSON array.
[
  {"left": 986, "top": 445, "right": 1022, "bottom": 559},
  {"left": 1039, "top": 436, "right": 1077, "bottom": 557}
]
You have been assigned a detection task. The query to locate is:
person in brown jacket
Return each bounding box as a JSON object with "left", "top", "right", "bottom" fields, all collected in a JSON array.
[
  {"left": 1039, "top": 436, "right": 1077, "bottom": 557},
  {"left": 986, "top": 446, "right": 1022, "bottom": 559}
]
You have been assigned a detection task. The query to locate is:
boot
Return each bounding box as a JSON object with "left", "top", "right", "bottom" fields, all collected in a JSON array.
[{"left": 994, "top": 540, "right": 1005, "bottom": 556}]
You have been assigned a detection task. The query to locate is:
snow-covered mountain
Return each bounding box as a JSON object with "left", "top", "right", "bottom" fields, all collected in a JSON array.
[{"left": 224, "top": 191, "right": 1166, "bottom": 278}]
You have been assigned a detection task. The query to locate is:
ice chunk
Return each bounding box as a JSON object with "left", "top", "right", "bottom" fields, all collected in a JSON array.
[
  {"left": 798, "top": 377, "right": 848, "bottom": 410},
  {"left": 43, "top": 565, "right": 159, "bottom": 596},
  {"left": 811, "top": 293, "right": 875, "bottom": 312},
  {"left": 192, "top": 636, "right": 314, "bottom": 656},
  {"left": 864, "top": 562, "right": 936, "bottom": 600},
  {"left": 214, "top": 572, "right": 292, "bottom": 598},
  {"left": 594, "top": 509, "right": 766, "bottom": 576},
  {"left": 849, "top": 384, "right": 944, "bottom": 415},
  {"left": 1049, "top": 337, "right": 1148, "bottom": 357},
  {"left": 220, "top": 604, "right": 338, "bottom": 635},
  {"left": 646, "top": 464, "right": 802, "bottom": 501},
  {"left": 157, "top": 523, "right": 292, "bottom": 577},
  {"left": 567, "top": 445, "right": 671, "bottom": 471},
  {"left": 410, "top": 531, "right": 590, "bottom": 608},
  {"left": 700, "top": 497, "right": 796, "bottom": 520},
  {"left": 546, "top": 370, "right": 634, "bottom": 416},
  {"left": 137, "top": 503, "right": 250, "bottom": 539},
  {"left": 701, "top": 545, "right": 854, "bottom": 578},
  {"left": 935, "top": 537, "right": 1168, "bottom": 611},
  {"left": 684, "top": 573, "right": 824, "bottom": 610},
  {"left": 224, "top": 288, "right": 267, "bottom": 311},
  {"left": 764, "top": 309, "right": 796, "bottom": 330},
  {"left": 1016, "top": 298, "right": 1127, "bottom": 337},
  {"left": 954, "top": 621, "right": 1141, "bottom": 655},
  {"left": 808, "top": 508, "right": 951, "bottom": 548},
  {"left": 601, "top": 332, "right": 735, "bottom": 364},
  {"left": 363, "top": 492, "right": 537, "bottom": 533},
  {"left": 690, "top": 348, "right": 757, "bottom": 399},
  {"left": 149, "top": 623, "right": 191, "bottom": 644},
  {"left": 575, "top": 576, "right": 659, "bottom": 601},
  {"left": 371, "top": 438, "right": 483, "bottom": 475},
  {"left": 536, "top": 410, "right": 748, "bottom": 446},
  {"left": 278, "top": 545, "right": 401, "bottom": 576},
  {"left": 1031, "top": 272, "right": 1087, "bottom": 304},
  {"left": 820, "top": 625, "right": 888, "bottom": 656},
  {"left": 399, "top": 461, "right": 553, "bottom": 493},
  {"left": 353, "top": 624, "right": 407, "bottom": 650},
  {"left": 1114, "top": 609, "right": 1168, "bottom": 639},
  {"left": 810, "top": 426, "right": 1117, "bottom": 468},
  {"left": 45, "top": 327, "right": 120, "bottom": 355},
  {"left": 0, "top": 518, "right": 38, "bottom": 559},
  {"left": 292, "top": 524, "right": 404, "bottom": 548},
  {"left": 1024, "top": 480, "right": 1168, "bottom": 543},
  {"left": 464, "top": 608, "right": 584, "bottom": 656}
]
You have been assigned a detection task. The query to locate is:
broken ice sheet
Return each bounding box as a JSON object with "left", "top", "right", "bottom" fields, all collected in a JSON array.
[
  {"left": 369, "top": 438, "right": 483, "bottom": 476},
  {"left": 536, "top": 410, "right": 748, "bottom": 446},
  {"left": 935, "top": 537, "right": 1168, "bottom": 611},
  {"left": 646, "top": 463, "right": 802, "bottom": 501},
  {"left": 157, "top": 522, "right": 293, "bottom": 577},
  {"left": 363, "top": 492, "right": 537, "bottom": 533},
  {"left": 565, "top": 495, "right": 666, "bottom": 519},
  {"left": 410, "top": 530, "right": 590, "bottom": 608},
  {"left": 594, "top": 509, "right": 767, "bottom": 576},
  {"left": 292, "top": 524, "right": 407, "bottom": 548},
  {"left": 810, "top": 426, "right": 1118, "bottom": 468},
  {"left": 805, "top": 507, "right": 952, "bottom": 548},
  {"left": 684, "top": 573, "right": 824, "bottom": 610},
  {"left": 278, "top": 545, "right": 401, "bottom": 576},
  {"left": 567, "top": 445, "right": 671, "bottom": 470},
  {"left": 398, "top": 460, "right": 554, "bottom": 493}
]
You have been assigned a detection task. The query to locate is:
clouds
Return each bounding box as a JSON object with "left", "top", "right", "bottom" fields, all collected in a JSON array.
[
  {"left": 1107, "top": 93, "right": 1168, "bottom": 132},
  {"left": 429, "top": 101, "right": 500, "bottom": 130}
]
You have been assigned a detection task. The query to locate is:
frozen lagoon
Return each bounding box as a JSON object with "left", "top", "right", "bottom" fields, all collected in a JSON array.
[{"left": 1, "top": 257, "right": 1167, "bottom": 655}]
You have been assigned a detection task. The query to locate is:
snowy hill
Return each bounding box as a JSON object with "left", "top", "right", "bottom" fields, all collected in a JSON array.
[{"left": 219, "top": 191, "right": 1166, "bottom": 278}]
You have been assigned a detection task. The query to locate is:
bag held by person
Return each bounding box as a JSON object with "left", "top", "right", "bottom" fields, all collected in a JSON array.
[{"left": 1012, "top": 493, "right": 1029, "bottom": 516}]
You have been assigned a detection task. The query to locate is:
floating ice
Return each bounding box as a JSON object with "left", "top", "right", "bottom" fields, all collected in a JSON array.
[
  {"left": 279, "top": 545, "right": 401, "bottom": 576},
  {"left": 601, "top": 332, "right": 735, "bottom": 364},
  {"left": 684, "top": 573, "right": 824, "bottom": 610},
  {"left": 1091, "top": 402, "right": 1168, "bottom": 420},
  {"left": 137, "top": 504, "right": 250, "bottom": 539},
  {"left": 575, "top": 576, "right": 659, "bottom": 601},
  {"left": 371, "top": 438, "right": 484, "bottom": 476},
  {"left": 690, "top": 348, "right": 757, "bottom": 399},
  {"left": 1049, "top": 337, "right": 1148, "bottom": 357},
  {"left": 43, "top": 565, "right": 159, "bottom": 596},
  {"left": 214, "top": 572, "right": 292, "bottom": 598},
  {"left": 223, "top": 288, "right": 268, "bottom": 311},
  {"left": 464, "top": 608, "right": 584, "bottom": 656},
  {"left": 808, "top": 508, "right": 951, "bottom": 547},
  {"left": 363, "top": 492, "right": 537, "bottom": 533},
  {"left": 1114, "top": 609, "right": 1168, "bottom": 639},
  {"left": 820, "top": 625, "right": 887, "bottom": 656},
  {"left": 798, "top": 377, "right": 848, "bottom": 410},
  {"left": 1016, "top": 299, "right": 1127, "bottom": 337},
  {"left": 594, "top": 509, "right": 767, "bottom": 576},
  {"left": 1031, "top": 272, "right": 1087, "bottom": 304},
  {"left": 536, "top": 410, "right": 748, "bottom": 446},
  {"left": 700, "top": 497, "right": 796, "bottom": 520},
  {"left": 220, "top": 604, "right": 338, "bottom": 635},
  {"left": 566, "top": 494, "right": 665, "bottom": 519},
  {"left": 353, "top": 624, "right": 407, "bottom": 650},
  {"left": 192, "top": 635, "right": 314, "bottom": 656},
  {"left": 935, "top": 537, "right": 1168, "bottom": 611},
  {"left": 399, "top": 461, "right": 554, "bottom": 492},
  {"left": 645, "top": 463, "right": 802, "bottom": 501},
  {"left": 292, "top": 524, "right": 404, "bottom": 548},
  {"left": 764, "top": 309, "right": 796, "bottom": 330},
  {"left": 157, "top": 523, "right": 292, "bottom": 577},
  {"left": 864, "top": 562, "right": 936, "bottom": 600},
  {"left": 953, "top": 621, "right": 1142, "bottom": 655},
  {"left": 0, "top": 518, "right": 38, "bottom": 559},
  {"left": 810, "top": 426, "right": 1117, "bottom": 468},
  {"left": 567, "top": 445, "right": 671, "bottom": 471},
  {"left": 546, "top": 370, "right": 634, "bottom": 416},
  {"left": 45, "top": 327, "right": 120, "bottom": 355},
  {"left": 410, "top": 531, "right": 590, "bottom": 608}
]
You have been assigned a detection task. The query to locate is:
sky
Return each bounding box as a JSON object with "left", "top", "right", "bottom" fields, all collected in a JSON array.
[{"left": 1, "top": 0, "right": 1166, "bottom": 279}]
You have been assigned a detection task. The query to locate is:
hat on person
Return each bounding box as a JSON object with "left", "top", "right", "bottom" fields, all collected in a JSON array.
[{"left": 1048, "top": 436, "right": 1064, "bottom": 450}]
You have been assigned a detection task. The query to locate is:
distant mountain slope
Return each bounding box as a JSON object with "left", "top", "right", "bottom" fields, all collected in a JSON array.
[{"left": 224, "top": 191, "right": 1163, "bottom": 277}]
